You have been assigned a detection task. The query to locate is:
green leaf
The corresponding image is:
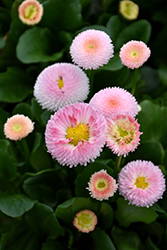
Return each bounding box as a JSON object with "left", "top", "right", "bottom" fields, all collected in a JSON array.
[
  {"left": 90, "top": 227, "right": 116, "bottom": 250},
  {"left": 100, "top": 53, "right": 123, "bottom": 71},
  {"left": 112, "top": 226, "right": 145, "bottom": 250},
  {"left": 138, "top": 100, "right": 167, "bottom": 147},
  {"left": 56, "top": 197, "right": 100, "bottom": 224},
  {"left": 0, "top": 150, "right": 17, "bottom": 181},
  {"left": 145, "top": 237, "right": 160, "bottom": 250},
  {"left": 115, "top": 20, "right": 151, "bottom": 50},
  {"left": 16, "top": 27, "right": 64, "bottom": 63},
  {"left": 0, "top": 193, "right": 35, "bottom": 217},
  {"left": 99, "top": 202, "right": 114, "bottom": 230},
  {"left": 106, "top": 15, "right": 126, "bottom": 43},
  {"left": 0, "top": 67, "right": 33, "bottom": 102},
  {"left": 12, "top": 103, "right": 34, "bottom": 120},
  {"left": 25, "top": 202, "right": 64, "bottom": 239},
  {"left": 23, "top": 169, "right": 66, "bottom": 207},
  {"left": 30, "top": 133, "right": 53, "bottom": 172},
  {"left": 41, "top": 0, "right": 83, "bottom": 31},
  {"left": 158, "top": 66, "right": 167, "bottom": 86},
  {"left": 74, "top": 161, "right": 114, "bottom": 197},
  {"left": 41, "top": 240, "right": 66, "bottom": 250},
  {"left": 0, "top": 108, "right": 9, "bottom": 139},
  {"left": 115, "top": 197, "right": 158, "bottom": 228}
]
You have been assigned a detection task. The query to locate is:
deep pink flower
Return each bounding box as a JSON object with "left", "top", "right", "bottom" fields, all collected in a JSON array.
[
  {"left": 45, "top": 102, "right": 107, "bottom": 167},
  {"left": 106, "top": 115, "right": 142, "bottom": 156},
  {"left": 34, "top": 63, "right": 89, "bottom": 111},
  {"left": 87, "top": 169, "right": 118, "bottom": 201},
  {"left": 4, "top": 114, "right": 34, "bottom": 141},
  {"left": 89, "top": 87, "right": 138, "bottom": 119},
  {"left": 118, "top": 160, "right": 166, "bottom": 207},
  {"left": 70, "top": 29, "right": 114, "bottom": 70},
  {"left": 119, "top": 40, "right": 151, "bottom": 69},
  {"left": 18, "top": 0, "right": 43, "bottom": 25},
  {"left": 73, "top": 209, "right": 97, "bottom": 233}
]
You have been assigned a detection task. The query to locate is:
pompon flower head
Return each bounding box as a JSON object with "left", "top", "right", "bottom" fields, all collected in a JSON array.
[
  {"left": 106, "top": 115, "right": 142, "bottom": 157},
  {"left": 45, "top": 102, "right": 107, "bottom": 167},
  {"left": 89, "top": 87, "right": 138, "bottom": 119},
  {"left": 70, "top": 29, "right": 114, "bottom": 70},
  {"left": 73, "top": 210, "right": 97, "bottom": 233},
  {"left": 87, "top": 169, "right": 118, "bottom": 201},
  {"left": 119, "top": 40, "right": 151, "bottom": 69},
  {"left": 4, "top": 114, "right": 34, "bottom": 141},
  {"left": 119, "top": 1, "right": 139, "bottom": 21},
  {"left": 34, "top": 63, "right": 89, "bottom": 112},
  {"left": 118, "top": 160, "right": 166, "bottom": 207},
  {"left": 18, "top": 0, "right": 43, "bottom": 25}
]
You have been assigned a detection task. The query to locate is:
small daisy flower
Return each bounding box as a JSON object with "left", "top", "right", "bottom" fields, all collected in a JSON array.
[
  {"left": 4, "top": 114, "right": 34, "bottom": 141},
  {"left": 18, "top": 0, "right": 43, "bottom": 25},
  {"left": 45, "top": 102, "right": 107, "bottom": 167},
  {"left": 70, "top": 29, "right": 114, "bottom": 70},
  {"left": 106, "top": 115, "right": 142, "bottom": 157},
  {"left": 118, "top": 160, "right": 166, "bottom": 207},
  {"left": 73, "top": 209, "right": 97, "bottom": 233},
  {"left": 87, "top": 169, "right": 118, "bottom": 201},
  {"left": 89, "top": 87, "right": 138, "bottom": 119},
  {"left": 119, "top": 40, "right": 151, "bottom": 69},
  {"left": 119, "top": 1, "right": 139, "bottom": 21},
  {"left": 34, "top": 63, "right": 90, "bottom": 112}
]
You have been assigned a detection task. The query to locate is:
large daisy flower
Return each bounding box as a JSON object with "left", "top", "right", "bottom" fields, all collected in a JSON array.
[
  {"left": 89, "top": 87, "right": 138, "bottom": 119},
  {"left": 45, "top": 102, "right": 107, "bottom": 167},
  {"left": 34, "top": 63, "right": 89, "bottom": 111},
  {"left": 118, "top": 160, "right": 166, "bottom": 207},
  {"left": 70, "top": 29, "right": 114, "bottom": 70}
]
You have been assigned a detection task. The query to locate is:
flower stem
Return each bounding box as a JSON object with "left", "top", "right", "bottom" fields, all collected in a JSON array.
[
  {"left": 131, "top": 68, "right": 139, "bottom": 95},
  {"left": 115, "top": 155, "right": 122, "bottom": 171},
  {"left": 21, "top": 139, "right": 30, "bottom": 163}
]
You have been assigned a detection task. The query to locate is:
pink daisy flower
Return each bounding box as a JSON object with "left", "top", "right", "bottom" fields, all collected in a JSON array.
[
  {"left": 34, "top": 63, "right": 89, "bottom": 112},
  {"left": 4, "top": 114, "right": 34, "bottom": 141},
  {"left": 106, "top": 115, "right": 142, "bottom": 157},
  {"left": 73, "top": 209, "right": 97, "bottom": 233},
  {"left": 18, "top": 0, "right": 43, "bottom": 26},
  {"left": 45, "top": 102, "right": 107, "bottom": 167},
  {"left": 70, "top": 29, "right": 114, "bottom": 70},
  {"left": 87, "top": 169, "right": 118, "bottom": 201},
  {"left": 89, "top": 87, "right": 138, "bottom": 119},
  {"left": 119, "top": 40, "right": 151, "bottom": 69},
  {"left": 118, "top": 160, "right": 166, "bottom": 207}
]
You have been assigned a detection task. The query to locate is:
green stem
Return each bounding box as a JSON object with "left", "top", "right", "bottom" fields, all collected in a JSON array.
[
  {"left": 115, "top": 155, "right": 122, "bottom": 171},
  {"left": 131, "top": 68, "right": 139, "bottom": 95},
  {"left": 21, "top": 139, "right": 30, "bottom": 163}
]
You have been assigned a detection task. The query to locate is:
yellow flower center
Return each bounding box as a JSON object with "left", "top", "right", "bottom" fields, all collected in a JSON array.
[
  {"left": 131, "top": 50, "right": 138, "bottom": 57},
  {"left": 118, "top": 127, "right": 128, "bottom": 138},
  {"left": 135, "top": 176, "right": 148, "bottom": 189},
  {"left": 24, "top": 4, "right": 38, "bottom": 20},
  {"left": 56, "top": 77, "right": 64, "bottom": 89},
  {"left": 96, "top": 179, "right": 107, "bottom": 190},
  {"left": 66, "top": 123, "right": 89, "bottom": 146},
  {"left": 12, "top": 123, "right": 23, "bottom": 132},
  {"left": 76, "top": 211, "right": 95, "bottom": 231}
]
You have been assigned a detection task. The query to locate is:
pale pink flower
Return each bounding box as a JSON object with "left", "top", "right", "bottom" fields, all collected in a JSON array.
[
  {"left": 18, "top": 0, "right": 43, "bottom": 25},
  {"left": 119, "top": 40, "right": 151, "bottom": 69},
  {"left": 73, "top": 209, "right": 97, "bottom": 233},
  {"left": 87, "top": 169, "right": 118, "bottom": 201},
  {"left": 45, "top": 102, "right": 107, "bottom": 167},
  {"left": 118, "top": 160, "right": 166, "bottom": 207},
  {"left": 34, "top": 63, "right": 89, "bottom": 111},
  {"left": 89, "top": 87, "right": 138, "bottom": 119},
  {"left": 106, "top": 115, "right": 142, "bottom": 157},
  {"left": 4, "top": 114, "right": 34, "bottom": 141},
  {"left": 70, "top": 29, "right": 114, "bottom": 70}
]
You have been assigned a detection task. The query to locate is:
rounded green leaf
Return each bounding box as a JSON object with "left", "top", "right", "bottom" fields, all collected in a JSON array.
[
  {"left": 115, "top": 197, "right": 158, "bottom": 228},
  {"left": 115, "top": 20, "right": 151, "bottom": 50},
  {"left": 106, "top": 15, "right": 126, "bottom": 43},
  {"left": 0, "top": 67, "right": 33, "bottom": 102},
  {"left": 16, "top": 27, "right": 64, "bottom": 63},
  {"left": 100, "top": 53, "right": 123, "bottom": 71},
  {"left": 0, "top": 149, "right": 17, "bottom": 181},
  {"left": 25, "top": 202, "right": 64, "bottom": 239},
  {"left": 0, "top": 193, "right": 35, "bottom": 217}
]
